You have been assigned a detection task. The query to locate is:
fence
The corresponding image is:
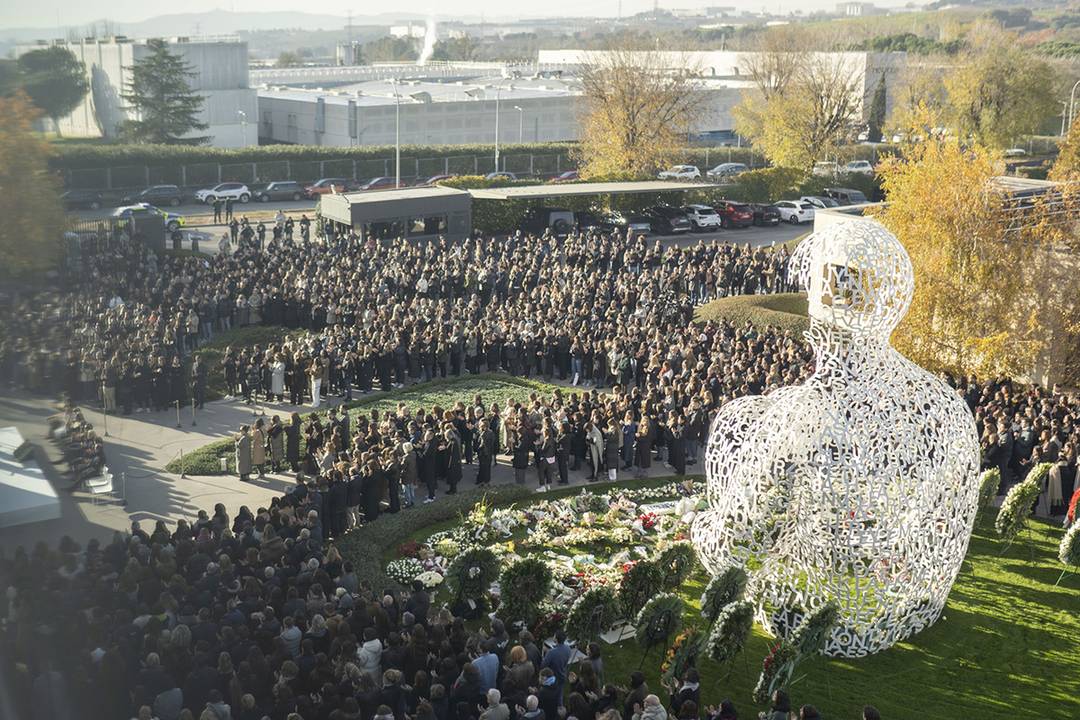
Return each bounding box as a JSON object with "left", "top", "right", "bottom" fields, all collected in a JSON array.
[{"left": 62, "top": 152, "right": 576, "bottom": 191}]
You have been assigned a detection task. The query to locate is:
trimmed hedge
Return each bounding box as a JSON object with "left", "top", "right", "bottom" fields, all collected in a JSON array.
[{"left": 694, "top": 293, "right": 810, "bottom": 335}]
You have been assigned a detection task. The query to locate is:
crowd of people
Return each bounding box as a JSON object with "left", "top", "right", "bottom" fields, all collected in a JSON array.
[{"left": 0, "top": 479, "right": 884, "bottom": 720}]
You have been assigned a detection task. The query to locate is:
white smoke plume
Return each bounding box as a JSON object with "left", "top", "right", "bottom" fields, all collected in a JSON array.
[{"left": 417, "top": 16, "right": 437, "bottom": 65}]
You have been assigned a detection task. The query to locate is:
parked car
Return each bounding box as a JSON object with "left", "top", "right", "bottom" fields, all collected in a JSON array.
[
  {"left": 416, "top": 174, "right": 457, "bottom": 187},
  {"left": 706, "top": 162, "right": 748, "bottom": 179},
  {"left": 122, "top": 184, "right": 184, "bottom": 207},
  {"left": 551, "top": 170, "right": 579, "bottom": 182},
  {"left": 62, "top": 189, "right": 109, "bottom": 210},
  {"left": 253, "top": 181, "right": 305, "bottom": 202},
  {"left": 646, "top": 205, "right": 692, "bottom": 234},
  {"left": 304, "top": 178, "right": 354, "bottom": 198},
  {"left": 773, "top": 200, "right": 815, "bottom": 225},
  {"left": 749, "top": 203, "right": 781, "bottom": 226},
  {"left": 800, "top": 195, "right": 839, "bottom": 209},
  {"left": 575, "top": 211, "right": 608, "bottom": 232},
  {"left": 523, "top": 207, "right": 577, "bottom": 237},
  {"left": 714, "top": 200, "right": 753, "bottom": 229},
  {"left": 681, "top": 204, "right": 722, "bottom": 231},
  {"left": 485, "top": 171, "right": 518, "bottom": 181},
  {"left": 604, "top": 211, "right": 652, "bottom": 234},
  {"left": 824, "top": 187, "right": 869, "bottom": 206},
  {"left": 812, "top": 161, "right": 840, "bottom": 177},
  {"left": 657, "top": 165, "right": 701, "bottom": 180},
  {"left": 112, "top": 203, "right": 185, "bottom": 231},
  {"left": 844, "top": 160, "right": 875, "bottom": 176},
  {"left": 1004, "top": 147, "right": 1028, "bottom": 158},
  {"left": 359, "top": 176, "right": 403, "bottom": 191},
  {"left": 194, "top": 182, "right": 251, "bottom": 204}
]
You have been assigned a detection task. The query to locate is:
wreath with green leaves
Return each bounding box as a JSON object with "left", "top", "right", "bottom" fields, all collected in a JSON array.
[
  {"left": 978, "top": 467, "right": 1002, "bottom": 508},
  {"left": 497, "top": 557, "right": 553, "bottom": 625},
  {"left": 1059, "top": 522, "right": 1080, "bottom": 567},
  {"left": 634, "top": 593, "right": 685, "bottom": 648},
  {"left": 705, "top": 599, "right": 754, "bottom": 666},
  {"left": 657, "top": 542, "right": 698, "bottom": 589},
  {"left": 566, "top": 585, "right": 620, "bottom": 643},
  {"left": 446, "top": 546, "right": 500, "bottom": 603},
  {"left": 619, "top": 559, "right": 664, "bottom": 617},
  {"left": 752, "top": 601, "right": 838, "bottom": 705},
  {"left": 996, "top": 463, "right": 1049, "bottom": 543},
  {"left": 700, "top": 566, "right": 748, "bottom": 624}
]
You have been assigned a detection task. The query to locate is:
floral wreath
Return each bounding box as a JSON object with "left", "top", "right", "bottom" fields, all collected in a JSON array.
[
  {"left": 634, "top": 593, "right": 685, "bottom": 649},
  {"left": 619, "top": 559, "right": 664, "bottom": 617},
  {"left": 752, "top": 601, "right": 839, "bottom": 704},
  {"left": 978, "top": 467, "right": 1001, "bottom": 508},
  {"left": 660, "top": 627, "right": 705, "bottom": 690},
  {"left": 386, "top": 558, "right": 424, "bottom": 585},
  {"left": 566, "top": 585, "right": 620, "bottom": 643},
  {"left": 996, "top": 463, "right": 1050, "bottom": 544},
  {"left": 446, "top": 546, "right": 500, "bottom": 602},
  {"left": 705, "top": 599, "right": 754, "bottom": 667},
  {"left": 497, "top": 557, "right": 553, "bottom": 624},
  {"left": 700, "top": 566, "right": 748, "bottom": 624},
  {"left": 657, "top": 542, "right": 698, "bottom": 590}
]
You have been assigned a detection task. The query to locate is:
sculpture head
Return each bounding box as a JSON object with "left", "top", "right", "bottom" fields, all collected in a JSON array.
[{"left": 789, "top": 219, "right": 914, "bottom": 339}]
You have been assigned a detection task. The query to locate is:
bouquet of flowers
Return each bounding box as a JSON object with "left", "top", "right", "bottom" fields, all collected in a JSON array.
[
  {"left": 753, "top": 640, "right": 798, "bottom": 704},
  {"left": 435, "top": 537, "right": 461, "bottom": 559},
  {"left": 386, "top": 558, "right": 424, "bottom": 585},
  {"left": 415, "top": 570, "right": 444, "bottom": 589}
]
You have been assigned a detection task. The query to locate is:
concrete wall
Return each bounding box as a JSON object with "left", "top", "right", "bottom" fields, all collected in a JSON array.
[
  {"left": 16, "top": 38, "right": 257, "bottom": 147},
  {"left": 257, "top": 93, "right": 581, "bottom": 147}
]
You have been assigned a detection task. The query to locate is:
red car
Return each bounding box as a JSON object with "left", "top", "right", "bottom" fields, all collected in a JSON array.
[
  {"left": 714, "top": 200, "right": 754, "bottom": 229},
  {"left": 304, "top": 178, "right": 353, "bottom": 198}
]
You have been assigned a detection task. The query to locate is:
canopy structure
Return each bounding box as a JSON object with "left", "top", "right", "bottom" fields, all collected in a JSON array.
[
  {"left": 467, "top": 181, "right": 718, "bottom": 201},
  {"left": 0, "top": 426, "right": 60, "bottom": 529},
  {"left": 320, "top": 187, "right": 472, "bottom": 241}
]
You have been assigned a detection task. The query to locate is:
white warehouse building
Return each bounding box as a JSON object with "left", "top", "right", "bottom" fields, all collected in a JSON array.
[
  {"left": 256, "top": 77, "right": 583, "bottom": 147},
  {"left": 15, "top": 36, "right": 258, "bottom": 148}
]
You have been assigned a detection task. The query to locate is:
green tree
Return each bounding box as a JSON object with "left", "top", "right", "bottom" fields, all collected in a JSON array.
[
  {"left": 15, "top": 47, "right": 89, "bottom": 135},
  {"left": 121, "top": 39, "right": 208, "bottom": 145},
  {"left": 0, "top": 59, "right": 24, "bottom": 96},
  {"left": 0, "top": 93, "right": 64, "bottom": 277},
  {"left": 431, "top": 36, "right": 479, "bottom": 62},
  {"left": 867, "top": 74, "right": 887, "bottom": 142},
  {"left": 362, "top": 36, "right": 419, "bottom": 63},
  {"left": 944, "top": 41, "right": 1056, "bottom": 148},
  {"left": 276, "top": 51, "right": 302, "bottom": 68}
]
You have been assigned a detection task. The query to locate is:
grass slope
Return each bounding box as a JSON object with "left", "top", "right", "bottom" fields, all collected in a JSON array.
[
  {"left": 694, "top": 292, "right": 810, "bottom": 334},
  {"left": 166, "top": 373, "right": 563, "bottom": 475},
  {"left": 375, "top": 483, "right": 1080, "bottom": 720}
]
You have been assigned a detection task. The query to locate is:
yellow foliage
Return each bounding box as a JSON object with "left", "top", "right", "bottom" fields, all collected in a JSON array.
[
  {"left": 872, "top": 139, "right": 1078, "bottom": 379},
  {"left": 0, "top": 93, "right": 64, "bottom": 278}
]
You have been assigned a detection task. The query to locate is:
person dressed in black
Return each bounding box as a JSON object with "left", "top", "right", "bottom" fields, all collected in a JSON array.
[
  {"left": 286, "top": 412, "right": 301, "bottom": 474},
  {"left": 442, "top": 428, "right": 462, "bottom": 495},
  {"left": 212, "top": 198, "right": 223, "bottom": 224},
  {"left": 420, "top": 430, "right": 438, "bottom": 503},
  {"left": 476, "top": 418, "right": 494, "bottom": 486},
  {"left": 224, "top": 196, "right": 234, "bottom": 222}
]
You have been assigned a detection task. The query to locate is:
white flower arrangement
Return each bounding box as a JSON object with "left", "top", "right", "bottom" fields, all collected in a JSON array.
[
  {"left": 386, "top": 558, "right": 424, "bottom": 585},
  {"left": 415, "top": 570, "right": 444, "bottom": 589},
  {"left": 1059, "top": 523, "right": 1080, "bottom": 567}
]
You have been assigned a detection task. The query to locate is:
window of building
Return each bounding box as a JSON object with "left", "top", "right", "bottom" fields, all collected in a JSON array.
[{"left": 407, "top": 215, "right": 448, "bottom": 237}]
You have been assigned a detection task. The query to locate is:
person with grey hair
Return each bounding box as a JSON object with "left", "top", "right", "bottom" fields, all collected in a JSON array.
[{"left": 480, "top": 688, "right": 509, "bottom": 720}]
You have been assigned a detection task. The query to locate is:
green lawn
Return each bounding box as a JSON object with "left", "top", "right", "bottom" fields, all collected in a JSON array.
[
  {"left": 375, "top": 483, "right": 1080, "bottom": 720},
  {"left": 192, "top": 324, "right": 307, "bottom": 400},
  {"left": 166, "top": 372, "right": 563, "bottom": 474}
]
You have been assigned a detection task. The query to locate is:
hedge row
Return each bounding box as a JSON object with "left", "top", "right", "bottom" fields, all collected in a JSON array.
[{"left": 694, "top": 293, "right": 811, "bottom": 335}]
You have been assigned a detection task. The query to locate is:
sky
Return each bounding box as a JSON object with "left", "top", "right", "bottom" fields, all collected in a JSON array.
[{"left": 1, "top": 0, "right": 852, "bottom": 32}]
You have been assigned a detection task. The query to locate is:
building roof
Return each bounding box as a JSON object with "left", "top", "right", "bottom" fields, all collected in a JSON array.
[
  {"left": 335, "top": 186, "right": 471, "bottom": 204},
  {"left": 258, "top": 75, "right": 582, "bottom": 108},
  {"left": 468, "top": 181, "right": 719, "bottom": 200}
]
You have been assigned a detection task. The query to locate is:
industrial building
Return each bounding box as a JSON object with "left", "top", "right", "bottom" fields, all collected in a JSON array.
[
  {"left": 15, "top": 36, "right": 258, "bottom": 147},
  {"left": 256, "top": 75, "right": 582, "bottom": 147}
]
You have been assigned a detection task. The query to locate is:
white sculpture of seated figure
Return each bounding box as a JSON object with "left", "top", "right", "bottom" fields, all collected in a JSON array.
[{"left": 691, "top": 218, "right": 980, "bottom": 657}]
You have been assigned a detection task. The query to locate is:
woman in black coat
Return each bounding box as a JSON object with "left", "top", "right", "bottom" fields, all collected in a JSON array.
[
  {"left": 668, "top": 413, "right": 687, "bottom": 476},
  {"left": 362, "top": 461, "right": 381, "bottom": 523},
  {"left": 443, "top": 430, "right": 462, "bottom": 495},
  {"left": 419, "top": 431, "right": 438, "bottom": 501},
  {"left": 286, "top": 412, "right": 301, "bottom": 472}
]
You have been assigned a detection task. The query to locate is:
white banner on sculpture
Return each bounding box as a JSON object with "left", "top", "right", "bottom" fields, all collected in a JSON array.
[{"left": 691, "top": 219, "right": 980, "bottom": 657}]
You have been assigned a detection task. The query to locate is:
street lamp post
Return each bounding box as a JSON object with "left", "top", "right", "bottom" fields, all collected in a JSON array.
[
  {"left": 236, "top": 110, "right": 247, "bottom": 145},
  {"left": 1068, "top": 79, "right": 1080, "bottom": 131},
  {"left": 513, "top": 105, "right": 524, "bottom": 143},
  {"left": 494, "top": 86, "right": 502, "bottom": 173},
  {"left": 390, "top": 79, "right": 401, "bottom": 187}
]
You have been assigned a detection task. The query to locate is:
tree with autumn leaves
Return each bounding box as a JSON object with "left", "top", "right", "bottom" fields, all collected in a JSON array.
[
  {"left": 871, "top": 138, "right": 1080, "bottom": 381},
  {"left": 0, "top": 93, "right": 65, "bottom": 278}
]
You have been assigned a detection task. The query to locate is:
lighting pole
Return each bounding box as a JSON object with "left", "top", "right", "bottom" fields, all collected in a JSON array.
[
  {"left": 513, "top": 105, "right": 524, "bottom": 143},
  {"left": 236, "top": 110, "right": 247, "bottom": 145},
  {"left": 1069, "top": 79, "right": 1080, "bottom": 130},
  {"left": 494, "top": 86, "right": 502, "bottom": 172},
  {"left": 390, "top": 79, "right": 401, "bottom": 187}
]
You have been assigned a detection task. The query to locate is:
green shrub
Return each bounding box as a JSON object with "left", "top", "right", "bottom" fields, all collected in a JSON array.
[{"left": 694, "top": 293, "right": 809, "bottom": 335}]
